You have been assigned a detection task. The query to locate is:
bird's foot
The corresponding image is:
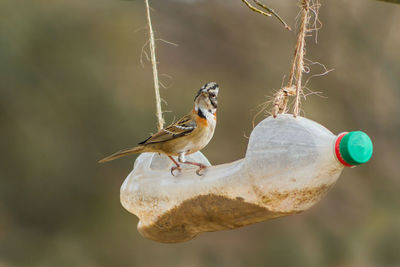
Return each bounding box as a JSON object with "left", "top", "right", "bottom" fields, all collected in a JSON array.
[
  {"left": 170, "top": 166, "right": 182, "bottom": 176},
  {"left": 195, "top": 164, "right": 207, "bottom": 176}
]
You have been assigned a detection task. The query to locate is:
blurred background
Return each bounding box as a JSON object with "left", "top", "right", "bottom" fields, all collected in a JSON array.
[{"left": 1, "top": 0, "right": 400, "bottom": 266}]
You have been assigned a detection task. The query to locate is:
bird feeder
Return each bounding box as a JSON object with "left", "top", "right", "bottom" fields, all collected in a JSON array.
[
  {"left": 120, "top": 115, "right": 373, "bottom": 243},
  {"left": 116, "top": 0, "right": 374, "bottom": 243}
]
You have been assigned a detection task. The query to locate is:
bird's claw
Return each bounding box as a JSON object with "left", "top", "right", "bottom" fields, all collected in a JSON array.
[
  {"left": 196, "top": 164, "right": 207, "bottom": 176},
  {"left": 171, "top": 164, "right": 206, "bottom": 176},
  {"left": 171, "top": 166, "right": 182, "bottom": 176}
]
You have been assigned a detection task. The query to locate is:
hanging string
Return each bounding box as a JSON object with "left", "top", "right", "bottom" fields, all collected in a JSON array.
[
  {"left": 292, "top": 0, "right": 310, "bottom": 117},
  {"left": 271, "top": 0, "right": 312, "bottom": 118},
  {"left": 145, "top": 0, "right": 164, "bottom": 130}
]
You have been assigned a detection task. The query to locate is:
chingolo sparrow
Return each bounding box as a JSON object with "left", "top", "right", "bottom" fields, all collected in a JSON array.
[{"left": 99, "top": 82, "right": 219, "bottom": 176}]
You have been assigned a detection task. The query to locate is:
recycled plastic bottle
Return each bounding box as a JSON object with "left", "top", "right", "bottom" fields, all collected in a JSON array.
[{"left": 120, "top": 114, "right": 373, "bottom": 243}]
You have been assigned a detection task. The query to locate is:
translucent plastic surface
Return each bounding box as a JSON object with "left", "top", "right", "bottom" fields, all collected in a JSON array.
[{"left": 120, "top": 114, "right": 344, "bottom": 243}]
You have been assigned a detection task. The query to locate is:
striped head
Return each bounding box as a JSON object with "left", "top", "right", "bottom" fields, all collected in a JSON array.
[{"left": 194, "top": 82, "right": 219, "bottom": 114}]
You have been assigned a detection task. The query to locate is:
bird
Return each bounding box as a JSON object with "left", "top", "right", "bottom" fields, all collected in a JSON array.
[{"left": 99, "top": 82, "right": 219, "bottom": 176}]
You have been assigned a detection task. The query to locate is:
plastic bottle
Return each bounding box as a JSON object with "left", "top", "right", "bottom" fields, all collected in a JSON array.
[
  {"left": 244, "top": 114, "right": 374, "bottom": 201},
  {"left": 120, "top": 114, "right": 373, "bottom": 243}
]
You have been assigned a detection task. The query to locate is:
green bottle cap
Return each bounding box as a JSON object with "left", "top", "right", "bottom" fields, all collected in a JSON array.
[{"left": 339, "top": 131, "right": 373, "bottom": 165}]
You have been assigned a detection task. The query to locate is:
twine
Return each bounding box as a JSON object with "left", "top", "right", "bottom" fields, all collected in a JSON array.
[
  {"left": 145, "top": 0, "right": 164, "bottom": 130},
  {"left": 292, "top": 0, "right": 310, "bottom": 117},
  {"left": 271, "top": 0, "right": 313, "bottom": 118}
]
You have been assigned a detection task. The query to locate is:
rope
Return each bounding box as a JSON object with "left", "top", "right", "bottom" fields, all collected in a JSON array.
[
  {"left": 269, "top": 0, "right": 314, "bottom": 118},
  {"left": 293, "top": 0, "right": 310, "bottom": 117},
  {"left": 145, "top": 0, "right": 164, "bottom": 130}
]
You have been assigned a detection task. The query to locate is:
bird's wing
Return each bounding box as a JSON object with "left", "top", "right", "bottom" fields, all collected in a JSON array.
[{"left": 139, "top": 113, "right": 197, "bottom": 145}]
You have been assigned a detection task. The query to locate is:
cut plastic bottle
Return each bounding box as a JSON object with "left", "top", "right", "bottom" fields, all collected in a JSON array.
[{"left": 120, "top": 114, "right": 373, "bottom": 243}]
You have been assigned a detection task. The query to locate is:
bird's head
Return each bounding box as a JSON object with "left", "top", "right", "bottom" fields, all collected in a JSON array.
[{"left": 194, "top": 82, "right": 219, "bottom": 113}]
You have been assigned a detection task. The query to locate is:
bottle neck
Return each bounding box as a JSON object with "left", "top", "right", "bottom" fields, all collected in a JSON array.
[{"left": 334, "top": 132, "right": 353, "bottom": 167}]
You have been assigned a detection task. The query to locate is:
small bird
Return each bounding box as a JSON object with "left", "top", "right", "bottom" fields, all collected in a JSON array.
[{"left": 99, "top": 82, "right": 219, "bottom": 176}]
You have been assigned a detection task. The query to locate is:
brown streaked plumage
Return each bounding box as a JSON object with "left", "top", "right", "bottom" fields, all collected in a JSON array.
[{"left": 99, "top": 82, "right": 219, "bottom": 176}]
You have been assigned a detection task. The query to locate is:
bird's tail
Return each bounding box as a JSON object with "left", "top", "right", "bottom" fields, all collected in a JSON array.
[{"left": 98, "top": 146, "right": 145, "bottom": 163}]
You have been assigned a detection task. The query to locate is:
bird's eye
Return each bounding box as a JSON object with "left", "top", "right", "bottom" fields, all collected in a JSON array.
[{"left": 209, "top": 93, "right": 216, "bottom": 98}]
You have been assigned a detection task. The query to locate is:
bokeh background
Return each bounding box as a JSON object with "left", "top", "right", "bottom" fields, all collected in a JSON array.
[{"left": 1, "top": 0, "right": 400, "bottom": 266}]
